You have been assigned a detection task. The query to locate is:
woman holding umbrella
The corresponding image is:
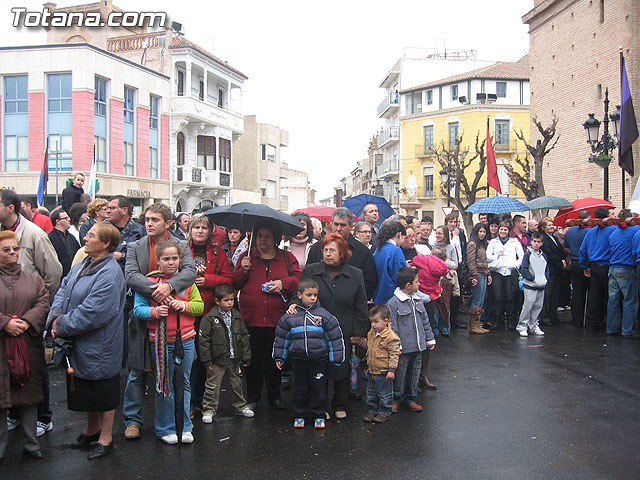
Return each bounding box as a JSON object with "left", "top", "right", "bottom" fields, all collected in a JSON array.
[
  {"left": 48, "top": 222, "right": 125, "bottom": 459},
  {"left": 0, "top": 231, "right": 49, "bottom": 462},
  {"left": 288, "top": 233, "right": 368, "bottom": 419},
  {"left": 233, "top": 221, "right": 302, "bottom": 411}
]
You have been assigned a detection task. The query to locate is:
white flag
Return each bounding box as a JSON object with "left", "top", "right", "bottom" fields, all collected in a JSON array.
[{"left": 87, "top": 151, "right": 97, "bottom": 199}]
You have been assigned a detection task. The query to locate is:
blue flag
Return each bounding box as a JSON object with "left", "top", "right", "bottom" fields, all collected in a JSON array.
[{"left": 619, "top": 53, "right": 638, "bottom": 176}]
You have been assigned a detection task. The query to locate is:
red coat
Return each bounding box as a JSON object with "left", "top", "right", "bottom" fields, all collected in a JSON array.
[
  {"left": 210, "top": 225, "right": 228, "bottom": 247},
  {"left": 32, "top": 211, "right": 53, "bottom": 233},
  {"left": 233, "top": 248, "right": 301, "bottom": 328},
  {"left": 412, "top": 254, "right": 450, "bottom": 300},
  {"left": 189, "top": 241, "right": 233, "bottom": 314}
]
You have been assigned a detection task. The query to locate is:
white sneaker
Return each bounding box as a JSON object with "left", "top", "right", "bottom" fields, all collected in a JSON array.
[
  {"left": 181, "top": 432, "right": 194, "bottom": 444},
  {"left": 201, "top": 414, "right": 213, "bottom": 424},
  {"left": 334, "top": 410, "right": 347, "bottom": 419},
  {"left": 237, "top": 407, "right": 255, "bottom": 418},
  {"left": 518, "top": 329, "right": 529, "bottom": 337},
  {"left": 531, "top": 326, "right": 545, "bottom": 335},
  {"left": 161, "top": 434, "right": 178, "bottom": 445},
  {"left": 7, "top": 417, "right": 20, "bottom": 431},
  {"left": 36, "top": 421, "right": 53, "bottom": 437}
]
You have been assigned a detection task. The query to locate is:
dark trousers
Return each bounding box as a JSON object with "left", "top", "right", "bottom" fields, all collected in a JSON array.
[
  {"left": 559, "top": 269, "right": 572, "bottom": 307},
  {"left": 492, "top": 273, "right": 515, "bottom": 323},
  {"left": 292, "top": 358, "right": 327, "bottom": 418},
  {"left": 190, "top": 316, "right": 206, "bottom": 411},
  {"left": 9, "top": 351, "right": 51, "bottom": 424},
  {"left": 246, "top": 327, "right": 281, "bottom": 405},
  {"left": 330, "top": 378, "right": 349, "bottom": 412},
  {"left": 570, "top": 262, "right": 590, "bottom": 327},
  {"left": 540, "top": 271, "right": 560, "bottom": 323},
  {"left": 586, "top": 264, "right": 609, "bottom": 329}
]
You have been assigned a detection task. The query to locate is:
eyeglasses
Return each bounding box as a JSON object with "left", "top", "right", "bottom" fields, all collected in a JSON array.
[
  {"left": 59, "top": 216, "right": 70, "bottom": 221},
  {"left": 322, "top": 248, "right": 338, "bottom": 254},
  {"left": 1, "top": 246, "right": 20, "bottom": 253},
  {"left": 106, "top": 205, "right": 119, "bottom": 211},
  {"left": 357, "top": 230, "right": 372, "bottom": 235}
]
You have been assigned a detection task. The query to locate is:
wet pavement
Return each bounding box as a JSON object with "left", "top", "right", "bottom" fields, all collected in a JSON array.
[{"left": 2, "top": 311, "right": 640, "bottom": 479}]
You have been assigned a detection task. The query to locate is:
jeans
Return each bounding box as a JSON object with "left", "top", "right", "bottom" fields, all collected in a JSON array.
[
  {"left": 123, "top": 367, "right": 147, "bottom": 428},
  {"left": 153, "top": 339, "right": 195, "bottom": 437},
  {"left": 366, "top": 373, "right": 393, "bottom": 417},
  {"left": 470, "top": 273, "right": 488, "bottom": 311},
  {"left": 393, "top": 352, "right": 422, "bottom": 404},
  {"left": 606, "top": 267, "right": 638, "bottom": 336}
]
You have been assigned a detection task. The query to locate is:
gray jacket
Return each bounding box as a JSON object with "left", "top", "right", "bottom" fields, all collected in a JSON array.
[
  {"left": 48, "top": 254, "right": 125, "bottom": 380},
  {"left": 125, "top": 236, "right": 197, "bottom": 370},
  {"left": 387, "top": 288, "right": 435, "bottom": 354}
]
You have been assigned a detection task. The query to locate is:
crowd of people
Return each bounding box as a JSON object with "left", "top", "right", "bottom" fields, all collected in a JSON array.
[{"left": 1, "top": 176, "right": 639, "bottom": 463}]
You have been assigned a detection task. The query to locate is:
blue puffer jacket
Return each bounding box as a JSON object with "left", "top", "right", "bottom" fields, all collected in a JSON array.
[
  {"left": 273, "top": 301, "right": 345, "bottom": 365},
  {"left": 48, "top": 254, "right": 126, "bottom": 380}
]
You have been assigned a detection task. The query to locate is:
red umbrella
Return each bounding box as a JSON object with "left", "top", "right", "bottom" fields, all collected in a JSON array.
[
  {"left": 293, "top": 206, "right": 355, "bottom": 223},
  {"left": 553, "top": 197, "right": 616, "bottom": 227}
]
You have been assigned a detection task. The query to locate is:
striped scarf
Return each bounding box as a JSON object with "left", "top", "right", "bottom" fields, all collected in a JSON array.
[{"left": 149, "top": 272, "right": 172, "bottom": 397}]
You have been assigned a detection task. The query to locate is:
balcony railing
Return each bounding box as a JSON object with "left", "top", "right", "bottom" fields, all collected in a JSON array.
[
  {"left": 220, "top": 172, "right": 231, "bottom": 186},
  {"left": 415, "top": 144, "right": 436, "bottom": 157},
  {"left": 377, "top": 91, "right": 399, "bottom": 117},
  {"left": 376, "top": 159, "right": 399, "bottom": 178},
  {"left": 377, "top": 126, "right": 399, "bottom": 146},
  {"left": 494, "top": 138, "right": 518, "bottom": 152},
  {"left": 107, "top": 32, "right": 166, "bottom": 53}
]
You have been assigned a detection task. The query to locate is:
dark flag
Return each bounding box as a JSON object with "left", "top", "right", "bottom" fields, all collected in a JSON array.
[
  {"left": 37, "top": 137, "right": 49, "bottom": 206},
  {"left": 619, "top": 53, "right": 638, "bottom": 176},
  {"left": 486, "top": 118, "right": 501, "bottom": 194}
]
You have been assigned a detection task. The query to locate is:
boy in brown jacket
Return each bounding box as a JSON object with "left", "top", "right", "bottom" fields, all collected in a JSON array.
[{"left": 351, "top": 304, "right": 400, "bottom": 423}]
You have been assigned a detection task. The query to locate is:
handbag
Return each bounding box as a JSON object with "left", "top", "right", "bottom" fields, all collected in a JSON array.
[{"left": 4, "top": 334, "right": 31, "bottom": 387}]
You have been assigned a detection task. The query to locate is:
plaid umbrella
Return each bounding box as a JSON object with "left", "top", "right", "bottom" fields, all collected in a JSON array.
[
  {"left": 466, "top": 196, "right": 530, "bottom": 214},
  {"left": 173, "top": 311, "right": 185, "bottom": 448},
  {"left": 525, "top": 196, "right": 573, "bottom": 211},
  {"left": 349, "top": 345, "right": 360, "bottom": 391}
]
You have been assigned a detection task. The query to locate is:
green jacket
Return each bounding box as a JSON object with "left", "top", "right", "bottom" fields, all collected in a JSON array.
[{"left": 198, "top": 305, "right": 251, "bottom": 367}]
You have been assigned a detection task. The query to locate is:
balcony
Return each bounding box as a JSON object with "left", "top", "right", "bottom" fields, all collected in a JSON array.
[
  {"left": 377, "top": 92, "right": 400, "bottom": 118},
  {"left": 376, "top": 126, "right": 399, "bottom": 148},
  {"left": 376, "top": 159, "right": 399, "bottom": 179},
  {"left": 175, "top": 165, "right": 232, "bottom": 189},
  {"left": 107, "top": 32, "right": 166, "bottom": 53},
  {"left": 415, "top": 144, "right": 436, "bottom": 157},
  {"left": 494, "top": 138, "right": 518, "bottom": 152},
  {"left": 171, "top": 96, "right": 244, "bottom": 135}
]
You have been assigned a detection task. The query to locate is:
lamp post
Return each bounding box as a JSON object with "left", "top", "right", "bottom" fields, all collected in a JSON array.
[
  {"left": 583, "top": 88, "right": 620, "bottom": 201},
  {"left": 439, "top": 167, "right": 451, "bottom": 207}
]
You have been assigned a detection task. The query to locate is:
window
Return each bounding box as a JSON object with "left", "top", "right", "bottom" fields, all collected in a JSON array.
[
  {"left": 94, "top": 77, "right": 106, "bottom": 116},
  {"left": 94, "top": 135, "right": 107, "bottom": 173},
  {"left": 426, "top": 90, "right": 433, "bottom": 105},
  {"left": 498, "top": 164, "right": 509, "bottom": 195},
  {"left": 496, "top": 82, "right": 507, "bottom": 98},
  {"left": 219, "top": 138, "right": 231, "bottom": 172},
  {"left": 261, "top": 144, "right": 276, "bottom": 162},
  {"left": 4, "top": 75, "right": 28, "bottom": 113},
  {"left": 4, "top": 136, "right": 28, "bottom": 172},
  {"left": 424, "top": 174, "right": 434, "bottom": 198},
  {"left": 124, "top": 141, "right": 134, "bottom": 175},
  {"left": 448, "top": 122, "right": 459, "bottom": 148},
  {"left": 124, "top": 87, "right": 135, "bottom": 123},
  {"left": 262, "top": 180, "right": 276, "bottom": 198},
  {"left": 177, "top": 70, "right": 184, "bottom": 96},
  {"left": 149, "top": 95, "right": 159, "bottom": 129},
  {"left": 48, "top": 73, "right": 72, "bottom": 112},
  {"left": 495, "top": 120, "right": 510, "bottom": 146},
  {"left": 218, "top": 88, "right": 224, "bottom": 108},
  {"left": 451, "top": 85, "right": 458, "bottom": 101},
  {"left": 197, "top": 135, "right": 216, "bottom": 170},
  {"left": 423, "top": 125, "right": 434, "bottom": 149},
  {"left": 177, "top": 132, "right": 185, "bottom": 166},
  {"left": 199, "top": 78, "right": 204, "bottom": 101},
  {"left": 405, "top": 92, "right": 421, "bottom": 115},
  {"left": 149, "top": 147, "right": 159, "bottom": 179}
]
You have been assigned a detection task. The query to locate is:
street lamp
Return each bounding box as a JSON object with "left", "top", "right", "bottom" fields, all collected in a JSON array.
[
  {"left": 582, "top": 88, "right": 619, "bottom": 201},
  {"left": 439, "top": 167, "right": 451, "bottom": 207}
]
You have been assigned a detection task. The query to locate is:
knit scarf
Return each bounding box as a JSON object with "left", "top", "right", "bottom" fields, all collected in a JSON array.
[{"left": 147, "top": 270, "right": 173, "bottom": 397}]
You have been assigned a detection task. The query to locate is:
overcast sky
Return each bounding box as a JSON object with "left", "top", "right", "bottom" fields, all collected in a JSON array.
[{"left": 0, "top": 0, "right": 532, "bottom": 200}]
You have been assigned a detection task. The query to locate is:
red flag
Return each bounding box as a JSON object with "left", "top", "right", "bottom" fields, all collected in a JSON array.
[{"left": 486, "top": 118, "right": 501, "bottom": 194}]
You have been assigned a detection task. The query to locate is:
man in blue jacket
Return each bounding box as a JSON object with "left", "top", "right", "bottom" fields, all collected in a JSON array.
[
  {"left": 579, "top": 207, "right": 616, "bottom": 331},
  {"left": 606, "top": 212, "right": 640, "bottom": 338}
]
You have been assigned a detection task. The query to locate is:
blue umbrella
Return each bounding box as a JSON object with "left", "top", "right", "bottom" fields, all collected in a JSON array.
[
  {"left": 343, "top": 194, "right": 394, "bottom": 227},
  {"left": 466, "top": 196, "right": 530, "bottom": 214}
]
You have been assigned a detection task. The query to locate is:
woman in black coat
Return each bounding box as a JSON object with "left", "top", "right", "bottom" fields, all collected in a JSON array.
[
  {"left": 293, "top": 233, "right": 368, "bottom": 420},
  {"left": 539, "top": 217, "right": 566, "bottom": 325}
]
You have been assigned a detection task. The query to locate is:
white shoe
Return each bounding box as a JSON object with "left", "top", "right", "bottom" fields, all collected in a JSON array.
[
  {"left": 201, "top": 414, "right": 213, "bottom": 424},
  {"left": 334, "top": 410, "right": 347, "bottom": 419},
  {"left": 161, "top": 434, "right": 178, "bottom": 445},
  {"left": 7, "top": 417, "right": 20, "bottom": 431},
  {"left": 181, "top": 432, "right": 194, "bottom": 444},
  {"left": 36, "top": 421, "right": 53, "bottom": 437},
  {"left": 531, "top": 326, "right": 545, "bottom": 335},
  {"left": 518, "top": 329, "right": 528, "bottom": 337},
  {"left": 237, "top": 407, "right": 255, "bottom": 418}
]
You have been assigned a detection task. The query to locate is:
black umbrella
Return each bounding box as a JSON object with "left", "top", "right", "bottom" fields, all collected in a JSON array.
[
  {"left": 173, "top": 311, "right": 185, "bottom": 448},
  {"left": 205, "top": 202, "right": 305, "bottom": 238},
  {"left": 53, "top": 337, "right": 76, "bottom": 389}
]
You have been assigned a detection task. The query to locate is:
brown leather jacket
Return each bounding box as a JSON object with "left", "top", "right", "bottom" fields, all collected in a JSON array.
[{"left": 363, "top": 324, "right": 400, "bottom": 374}]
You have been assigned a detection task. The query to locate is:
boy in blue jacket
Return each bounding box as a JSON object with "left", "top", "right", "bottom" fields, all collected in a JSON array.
[
  {"left": 273, "top": 279, "right": 345, "bottom": 430},
  {"left": 387, "top": 267, "right": 435, "bottom": 413},
  {"left": 517, "top": 232, "right": 549, "bottom": 337}
]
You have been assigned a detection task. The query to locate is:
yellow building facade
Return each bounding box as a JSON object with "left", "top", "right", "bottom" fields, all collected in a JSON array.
[{"left": 397, "top": 62, "right": 530, "bottom": 225}]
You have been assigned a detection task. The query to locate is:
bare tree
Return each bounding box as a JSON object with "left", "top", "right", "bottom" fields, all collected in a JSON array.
[
  {"left": 434, "top": 132, "right": 488, "bottom": 234},
  {"left": 504, "top": 115, "right": 560, "bottom": 201}
]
